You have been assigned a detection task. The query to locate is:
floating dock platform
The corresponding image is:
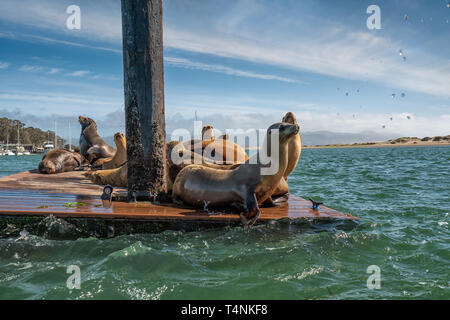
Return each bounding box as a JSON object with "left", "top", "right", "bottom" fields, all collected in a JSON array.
[{"left": 0, "top": 171, "right": 359, "bottom": 238}]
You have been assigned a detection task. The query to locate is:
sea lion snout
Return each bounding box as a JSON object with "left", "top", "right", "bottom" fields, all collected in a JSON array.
[
  {"left": 280, "top": 123, "right": 299, "bottom": 134},
  {"left": 114, "top": 132, "right": 125, "bottom": 141},
  {"left": 202, "top": 125, "right": 214, "bottom": 140},
  {"left": 282, "top": 112, "right": 297, "bottom": 124}
]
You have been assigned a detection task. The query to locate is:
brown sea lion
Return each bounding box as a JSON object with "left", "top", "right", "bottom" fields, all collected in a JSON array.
[
  {"left": 102, "top": 132, "right": 127, "bottom": 170},
  {"left": 39, "top": 149, "right": 89, "bottom": 174},
  {"left": 78, "top": 116, "right": 116, "bottom": 165},
  {"left": 267, "top": 112, "right": 302, "bottom": 202},
  {"left": 181, "top": 125, "right": 214, "bottom": 150},
  {"left": 85, "top": 164, "right": 127, "bottom": 187},
  {"left": 172, "top": 122, "right": 299, "bottom": 227},
  {"left": 85, "top": 141, "right": 241, "bottom": 191},
  {"left": 182, "top": 125, "right": 248, "bottom": 164},
  {"left": 85, "top": 141, "right": 183, "bottom": 189},
  {"left": 282, "top": 112, "right": 302, "bottom": 180}
]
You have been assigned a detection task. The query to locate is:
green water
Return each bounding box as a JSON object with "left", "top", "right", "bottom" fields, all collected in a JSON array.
[{"left": 0, "top": 147, "right": 448, "bottom": 299}]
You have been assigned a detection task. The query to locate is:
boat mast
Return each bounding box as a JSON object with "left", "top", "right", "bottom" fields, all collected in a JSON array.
[
  {"left": 69, "top": 121, "right": 72, "bottom": 151},
  {"left": 17, "top": 123, "right": 20, "bottom": 148},
  {"left": 54, "top": 120, "right": 57, "bottom": 148}
]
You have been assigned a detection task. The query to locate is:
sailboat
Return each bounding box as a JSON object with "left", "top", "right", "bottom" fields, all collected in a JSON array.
[
  {"left": 43, "top": 121, "right": 57, "bottom": 154},
  {"left": 1, "top": 132, "right": 15, "bottom": 156},
  {"left": 15, "top": 124, "right": 24, "bottom": 156}
]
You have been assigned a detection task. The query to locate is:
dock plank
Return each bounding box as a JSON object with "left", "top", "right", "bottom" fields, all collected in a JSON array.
[{"left": 0, "top": 171, "right": 358, "bottom": 223}]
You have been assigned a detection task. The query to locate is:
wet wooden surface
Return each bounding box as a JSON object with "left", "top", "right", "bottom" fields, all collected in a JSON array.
[{"left": 0, "top": 171, "right": 358, "bottom": 222}]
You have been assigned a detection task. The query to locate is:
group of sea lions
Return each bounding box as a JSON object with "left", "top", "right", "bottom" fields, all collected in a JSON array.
[
  {"left": 37, "top": 112, "right": 302, "bottom": 227},
  {"left": 38, "top": 116, "right": 119, "bottom": 174}
]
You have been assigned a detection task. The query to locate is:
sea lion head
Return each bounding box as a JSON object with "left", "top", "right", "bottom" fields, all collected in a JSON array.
[
  {"left": 267, "top": 122, "right": 299, "bottom": 143},
  {"left": 166, "top": 141, "right": 186, "bottom": 164},
  {"left": 78, "top": 116, "right": 97, "bottom": 131},
  {"left": 114, "top": 132, "right": 126, "bottom": 148},
  {"left": 282, "top": 112, "right": 297, "bottom": 125},
  {"left": 38, "top": 160, "right": 56, "bottom": 174},
  {"left": 202, "top": 125, "right": 214, "bottom": 140}
]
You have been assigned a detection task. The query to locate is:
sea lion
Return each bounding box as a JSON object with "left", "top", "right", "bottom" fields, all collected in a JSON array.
[
  {"left": 271, "top": 176, "right": 289, "bottom": 201},
  {"left": 181, "top": 125, "right": 214, "bottom": 151},
  {"left": 267, "top": 112, "right": 302, "bottom": 202},
  {"left": 85, "top": 141, "right": 184, "bottom": 189},
  {"left": 78, "top": 116, "right": 116, "bottom": 165},
  {"left": 39, "top": 149, "right": 89, "bottom": 174},
  {"left": 102, "top": 132, "right": 127, "bottom": 170},
  {"left": 85, "top": 164, "right": 127, "bottom": 187},
  {"left": 85, "top": 141, "right": 241, "bottom": 191},
  {"left": 183, "top": 125, "right": 248, "bottom": 164},
  {"left": 282, "top": 112, "right": 302, "bottom": 180},
  {"left": 172, "top": 122, "right": 299, "bottom": 227}
]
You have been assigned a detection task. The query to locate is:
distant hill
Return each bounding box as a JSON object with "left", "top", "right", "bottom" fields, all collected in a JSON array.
[
  {"left": 303, "top": 135, "right": 450, "bottom": 149},
  {"left": 0, "top": 117, "right": 65, "bottom": 147},
  {"left": 301, "top": 130, "right": 401, "bottom": 146}
]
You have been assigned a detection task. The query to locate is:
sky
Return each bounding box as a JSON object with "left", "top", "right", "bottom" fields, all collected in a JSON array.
[{"left": 0, "top": 0, "right": 449, "bottom": 141}]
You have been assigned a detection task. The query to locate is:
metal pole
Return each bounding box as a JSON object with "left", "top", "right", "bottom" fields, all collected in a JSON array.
[{"left": 121, "top": 0, "right": 166, "bottom": 201}]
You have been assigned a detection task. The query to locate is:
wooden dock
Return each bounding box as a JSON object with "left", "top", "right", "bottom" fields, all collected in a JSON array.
[{"left": 0, "top": 171, "right": 359, "bottom": 238}]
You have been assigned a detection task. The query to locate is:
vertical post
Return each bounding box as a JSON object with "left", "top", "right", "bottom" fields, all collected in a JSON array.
[{"left": 121, "top": 0, "right": 166, "bottom": 201}]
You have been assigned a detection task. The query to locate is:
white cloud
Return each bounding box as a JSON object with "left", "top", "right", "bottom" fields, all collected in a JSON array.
[
  {"left": 0, "top": 62, "right": 10, "bottom": 69},
  {"left": 18, "top": 65, "right": 44, "bottom": 72},
  {"left": 0, "top": 0, "right": 449, "bottom": 97},
  {"left": 164, "top": 27, "right": 450, "bottom": 97},
  {"left": 164, "top": 57, "right": 304, "bottom": 84},
  {"left": 66, "top": 70, "right": 90, "bottom": 77},
  {"left": 0, "top": 90, "right": 117, "bottom": 107},
  {"left": 47, "top": 68, "right": 62, "bottom": 74}
]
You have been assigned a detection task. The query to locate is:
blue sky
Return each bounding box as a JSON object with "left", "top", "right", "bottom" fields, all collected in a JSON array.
[{"left": 0, "top": 0, "right": 449, "bottom": 139}]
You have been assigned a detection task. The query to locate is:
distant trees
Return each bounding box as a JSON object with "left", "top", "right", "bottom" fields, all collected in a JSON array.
[{"left": 0, "top": 117, "right": 66, "bottom": 147}]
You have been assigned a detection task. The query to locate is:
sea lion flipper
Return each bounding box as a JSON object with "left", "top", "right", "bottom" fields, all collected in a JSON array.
[
  {"left": 272, "top": 193, "right": 290, "bottom": 204},
  {"left": 261, "top": 196, "right": 280, "bottom": 208},
  {"left": 240, "top": 192, "right": 260, "bottom": 228}
]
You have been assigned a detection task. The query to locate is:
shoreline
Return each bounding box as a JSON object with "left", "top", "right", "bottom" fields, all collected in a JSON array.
[{"left": 302, "top": 142, "right": 450, "bottom": 149}]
